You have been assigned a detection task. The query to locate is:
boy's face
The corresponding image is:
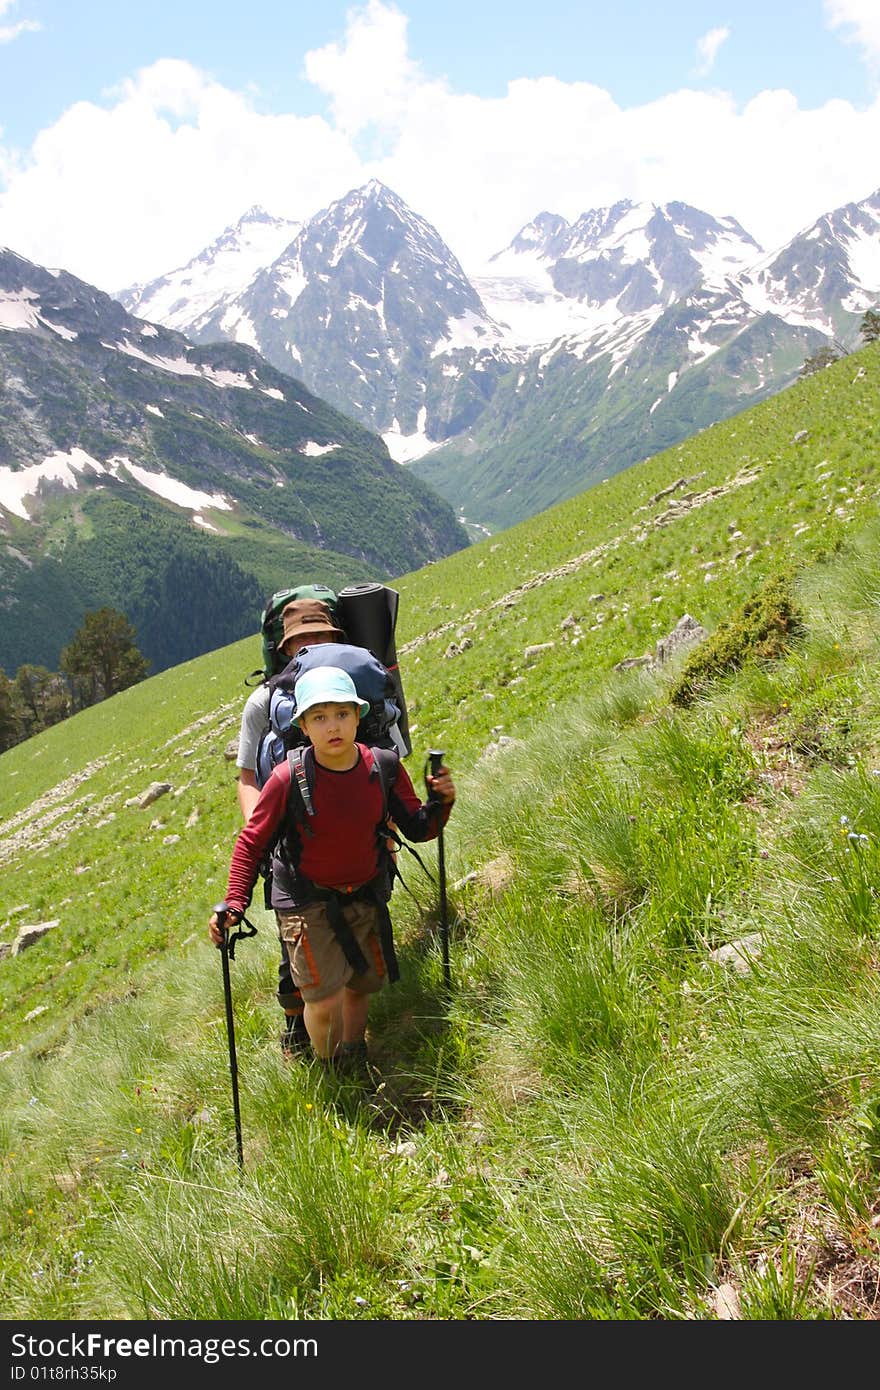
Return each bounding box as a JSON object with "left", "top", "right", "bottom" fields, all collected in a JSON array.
[{"left": 299, "top": 700, "right": 359, "bottom": 767}]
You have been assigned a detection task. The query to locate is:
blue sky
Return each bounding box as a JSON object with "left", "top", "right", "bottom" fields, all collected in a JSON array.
[
  {"left": 1, "top": 0, "right": 879, "bottom": 289},
  {"left": 1, "top": 0, "right": 876, "bottom": 143}
]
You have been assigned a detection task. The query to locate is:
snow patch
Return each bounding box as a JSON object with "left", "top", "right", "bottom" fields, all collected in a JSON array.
[
  {"left": 692, "top": 231, "right": 761, "bottom": 289},
  {"left": 300, "top": 441, "right": 340, "bottom": 456},
  {"left": 383, "top": 408, "right": 438, "bottom": 464},
  {"left": 201, "top": 367, "right": 253, "bottom": 389},
  {"left": 686, "top": 332, "right": 721, "bottom": 365},
  {"left": 111, "top": 457, "right": 233, "bottom": 512},
  {"left": 845, "top": 226, "right": 880, "bottom": 289},
  {"left": 0, "top": 446, "right": 234, "bottom": 521},
  {"left": 42, "top": 318, "right": 78, "bottom": 341},
  {"left": 431, "top": 308, "right": 500, "bottom": 356},
  {"left": 0, "top": 288, "right": 40, "bottom": 331},
  {"left": 0, "top": 448, "right": 105, "bottom": 518},
  {"left": 279, "top": 266, "right": 307, "bottom": 309},
  {"left": 346, "top": 292, "right": 384, "bottom": 326},
  {"left": 116, "top": 339, "right": 254, "bottom": 388},
  {"left": 219, "top": 307, "right": 260, "bottom": 349}
]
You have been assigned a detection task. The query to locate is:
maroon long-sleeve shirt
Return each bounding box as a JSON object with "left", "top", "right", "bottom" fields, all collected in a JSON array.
[{"left": 225, "top": 744, "right": 451, "bottom": 913}]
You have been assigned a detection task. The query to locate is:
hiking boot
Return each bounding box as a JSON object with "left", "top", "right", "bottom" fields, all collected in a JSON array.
[
  {"left": 335, "top": 1039, "right": 370, "bottom": 1079},
  {"left": 281, "top": 1011, "right": 311, "bottom": 1058}
]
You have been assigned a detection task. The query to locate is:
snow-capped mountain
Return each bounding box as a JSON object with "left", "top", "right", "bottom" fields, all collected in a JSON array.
[
  {"left": 473, "top": 200, "right": 762, "bottom": 349},
  {"left": 121, "top": 205, "right": 301, "bottom": 336},
  {"left": 737, "top": 189, "right": 880, "bottom": 337},
  {"left": 122, "top": 181, "right": 512, "bottom": 463},
  {"left": 409, "top": 188, "right": 880, "bottom": 528},
  {"left": 116, "top": 181, "right": 880, "bottom": 532}
]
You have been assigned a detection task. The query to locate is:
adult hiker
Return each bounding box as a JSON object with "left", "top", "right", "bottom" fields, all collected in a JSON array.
[
  {"left": 211, "top": 666, "right": 455, "bottom": 1071},
  {"left": 235, "top": 596, "right": 346, "bottom": 1057}
]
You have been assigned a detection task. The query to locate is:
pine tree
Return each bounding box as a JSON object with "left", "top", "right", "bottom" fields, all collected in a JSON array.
[
  {"left": 0, "top": 669, "right": 19, "bottom": 752},
  {"left": 860, "top": 308, "right": 880, "bottom": 344},
  {"left": 13, "top": 665, "right": 68, "bottom": 737},
  {"left": 60, "top": 608, "right": 150, "bottom": 707},
  {"left": 799, "top": 345, "right": 841, "bottom": 376}
]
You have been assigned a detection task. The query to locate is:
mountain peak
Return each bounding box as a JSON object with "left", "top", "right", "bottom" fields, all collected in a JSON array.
[
  {"left": 117, "top": 204, "right": 300, "bottom": 327},
  {"left": 238, "top": 204, "right": 285, "bottom": 225},
  {"left": 331, "top": 179, "right": 410, "bottom": 218},
  {"left": 362, "top": 178, "right": 395, "bottom": 199}
]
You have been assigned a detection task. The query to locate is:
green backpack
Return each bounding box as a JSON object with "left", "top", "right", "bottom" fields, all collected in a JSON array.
[{"left": 253, "top": 583, "right": 339, "bottom": 680}]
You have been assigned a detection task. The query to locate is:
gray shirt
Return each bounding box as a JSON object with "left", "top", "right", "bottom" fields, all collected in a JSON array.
[{"left": 236, "top": 685, "right": 270, "bottom": 771}]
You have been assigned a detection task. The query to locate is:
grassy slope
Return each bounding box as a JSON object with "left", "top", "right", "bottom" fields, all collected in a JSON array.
[
  {"left": 395, "top": 343, "right": 879, "bottom": 757},
  {"left": 410, "top": 309, "right": 823, "bottom": 532},
  {"left": 0, "top": 342, "right": 879, "bottom": 1320}
]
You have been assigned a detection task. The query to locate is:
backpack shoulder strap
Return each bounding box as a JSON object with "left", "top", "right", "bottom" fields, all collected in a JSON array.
[
  {"left": 366, "top": 745, "right": 433, "bottom": 903},
  {"left": 368, "top": 745, "right": 399, "bottom": 817},
  {"left": 287, "top": 744, "right": 315, "bottom": 819},
  {"left": 273, "top": 745, "right": 315, "bottom": 879}
]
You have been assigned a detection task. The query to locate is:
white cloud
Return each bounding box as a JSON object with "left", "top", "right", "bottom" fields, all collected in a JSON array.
[
  {"left": 1, "top": 1, "right": 879, "bottom": 291},
  {"left": 825, "top": 0, "right": 880, "bottom": 67},
  {"left": 0, "top": 0, "right": 40, "bottom": 45},
  {"left": 695, "top": 27, "right": 731, "bottom": 77},
  {"left": 0, "top": 59, "right": 362, "bottom": 288},
  {"left": 304, "top": 0, "right": 432, "bottom": 136},
  {"left": 367, "top": 73, "right": 880, "bottom": 271}
]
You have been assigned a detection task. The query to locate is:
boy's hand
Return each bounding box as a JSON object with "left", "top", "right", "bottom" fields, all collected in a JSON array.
[
  {"left": 209, "top": 902, "right": 242, "bottom": 946},
  {"left": 427, "top": 766, "right": 455, "bottom": 805},
  {"left": 385, "top": 816, "right": 400, "bottom": 860}
]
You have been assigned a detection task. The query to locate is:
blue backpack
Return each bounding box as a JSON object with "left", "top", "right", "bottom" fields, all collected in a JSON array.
[{"left": 255, "top": 641, "right": 406, "bottom": 790}]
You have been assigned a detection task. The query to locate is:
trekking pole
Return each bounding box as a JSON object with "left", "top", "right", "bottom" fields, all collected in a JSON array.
[
  {"left": 213, "top": 902, "right": 245, "bottom": 1171},
  {"left": 427, "top": 750, "right": 450, "bottom": 992}
]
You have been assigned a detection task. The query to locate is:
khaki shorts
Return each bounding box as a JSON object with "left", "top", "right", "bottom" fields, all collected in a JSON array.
[{"left": 276, "top": 899, "right": 387, "bottom": 1003}]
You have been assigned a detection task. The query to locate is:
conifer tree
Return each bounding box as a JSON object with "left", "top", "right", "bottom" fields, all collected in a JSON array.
[
  {"left": 860, "top": 308, "right": 880, "bottom": 344},
  {"left": 0, "top": 669, "right": 19, "bottom": 752},
  {"left": 13, "top": 664, "right": 67, "bottom": 736},
  {"left": 799, "top": 344, "right": 840, "bottom": 376},
  {"left": 60, "top": 608, "right": 150, "bottom": 707}
]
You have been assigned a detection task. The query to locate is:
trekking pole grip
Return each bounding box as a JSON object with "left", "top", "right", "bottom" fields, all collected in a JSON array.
[
  {"left": 213, "top": 900, "right": 229, "bottom": 949},
  {"left": 428, "top": 748, "right": 444, "bottom": 800}
]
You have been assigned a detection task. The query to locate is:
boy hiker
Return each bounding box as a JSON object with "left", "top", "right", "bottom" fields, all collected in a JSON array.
[
  {"left": 235, "top": 597, "right": 344, "bottom": 1057},
  {"left": 212, "top": 665, "right": 455, "bottom": 1071}
]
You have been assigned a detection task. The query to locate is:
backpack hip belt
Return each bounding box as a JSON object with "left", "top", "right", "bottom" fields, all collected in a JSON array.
[{"left": 299, "top": 874, "right": 400, "bottom": 984}]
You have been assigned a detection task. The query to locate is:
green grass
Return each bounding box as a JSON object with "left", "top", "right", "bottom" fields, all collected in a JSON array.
[{"left": 1, "top": 340, "right": 880, "bottom": 1320}]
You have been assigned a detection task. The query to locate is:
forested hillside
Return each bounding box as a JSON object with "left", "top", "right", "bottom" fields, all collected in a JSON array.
[{"left": 0, "top": 248, "right": 468, "bottom": 676}]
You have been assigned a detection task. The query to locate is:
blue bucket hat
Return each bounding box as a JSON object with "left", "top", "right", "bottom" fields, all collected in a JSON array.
[{"left": 293, "top": 665, "right": 369, "bottom": 724}]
